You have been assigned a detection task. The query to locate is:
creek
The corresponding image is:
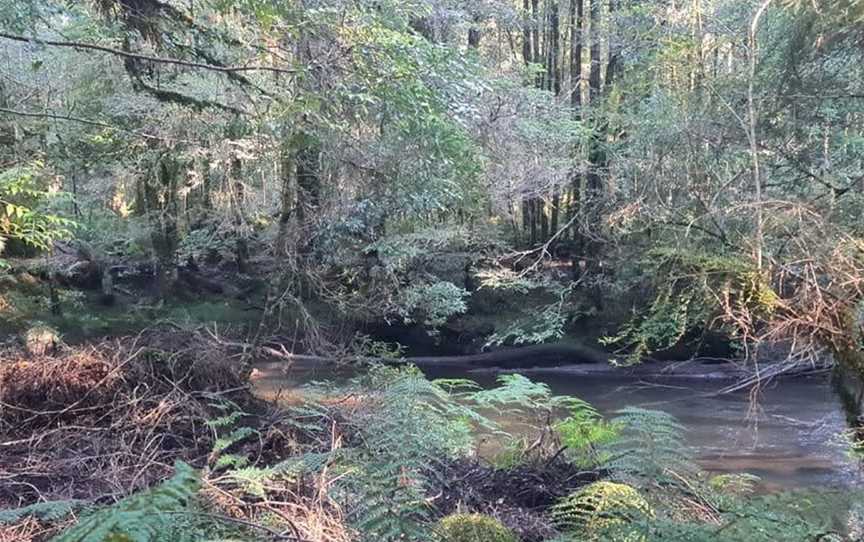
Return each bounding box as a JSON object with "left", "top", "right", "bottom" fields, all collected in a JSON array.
[{"left": 252, "top": 360, "right": 863, "bottom": 491}]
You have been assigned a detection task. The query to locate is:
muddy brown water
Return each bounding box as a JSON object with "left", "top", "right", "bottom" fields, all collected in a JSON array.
[{"left": 251, "top": 361, "right": 862, "bottom": 491}]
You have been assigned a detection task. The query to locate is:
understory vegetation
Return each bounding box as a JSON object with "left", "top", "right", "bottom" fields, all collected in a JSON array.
[
  {"left": 3, "top": 0, "right": 864, "bottom": 540},
  {"left": 2, "top": 330, "right": 862, "bottom": 541}
]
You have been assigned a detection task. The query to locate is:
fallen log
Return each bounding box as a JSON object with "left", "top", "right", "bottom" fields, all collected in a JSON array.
[{"left": 257, "top": 342, "right": 610, "bottom": 369}]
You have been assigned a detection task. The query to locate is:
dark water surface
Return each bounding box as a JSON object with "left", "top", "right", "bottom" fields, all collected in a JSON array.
[{"left": 252, "top": 362, "right": 862, "bottom": 491}]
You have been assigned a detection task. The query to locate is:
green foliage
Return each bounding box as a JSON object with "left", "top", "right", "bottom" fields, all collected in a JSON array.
[
  {"left": 435, "top": 513, "right": 517, "bottom": 542},
  {"left": 604, "top": 407, "right": 696, "bottom": 488},
  {"left": 552, "top": 481, "right": 653, "bottom": 541},
  {"left": 0, "top": 162, "right": 74, "bottom": 258},
  {"left": 176, "top": 226, "right": 235, "bottom": 264},
  {"left": 0, "top": 499, "right": 86, "bottom": 525},
  {"left": 621, "top": 490, "right": 862, "bottom": 542},
  {"left": 399, "top": 280, "right": 469, "bottom": 330},
  {"left": 556, "top": 400, "right": 621, "bottom": 468},
  {"left": 51, "top": 461, "right": 200, "bottom": 542},
  {"left": 708, "top": 473, "right": 761, "bottom": 498},
  {"left": 480, "top": 278, "right": 583, "bottom": 348},
  {"left": 603, "top": 249, "right": 775, "bottom": 362},
  {"left": 470, "top": 373, "right": 560, "bottom": 410},
  {"left": 220, "top": 452, "right": 334, "bottom": 498},
  {"left": 206, "top": 399, "right": 258, "bottom": 471},
  {"left": 338, "top": 366, "right": 486, "bottom": 541},
  {"left": 352, "top": 332, "right": 406, "bottom": 359}
]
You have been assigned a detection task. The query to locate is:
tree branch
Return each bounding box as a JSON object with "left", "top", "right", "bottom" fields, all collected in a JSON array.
[
  {"left": 0, "top": 32, "right": 296, "bottom": 76},
  {"left": 0, "top": 107, "right": 196, "bottom": 143}
]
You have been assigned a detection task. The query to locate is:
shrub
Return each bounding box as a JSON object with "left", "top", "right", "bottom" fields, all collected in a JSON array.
[{"left": 436, "top": 513, "right": 518, "bottom": 542}]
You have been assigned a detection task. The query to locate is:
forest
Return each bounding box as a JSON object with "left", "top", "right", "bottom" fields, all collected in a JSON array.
[{"left": 3, "top": 0, "right": 864, "bottom": 540}]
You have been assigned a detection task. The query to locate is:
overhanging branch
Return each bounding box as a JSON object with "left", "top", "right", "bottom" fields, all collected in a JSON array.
[{"left": 0, "top": 32, "right": 296, "bottom": 76}]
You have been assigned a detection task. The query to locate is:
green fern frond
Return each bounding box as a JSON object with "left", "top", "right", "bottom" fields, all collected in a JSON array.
[
  {"left": 552, "top": 481, "right": 653, "bottom": 541},
  {"left": 603, "top": 407, "right": 696, "bottom": 487},
  {"left": 0, "top": 499, "right": 86, "bottom": 525},
  {"left": 339, "top": 366, "right": 482, "bottom": 541},
  {"left": 222, "top": 451, "right": 334, "bottom": 498},
  {"left": 50, "top": 461, "right": 200, "bottom": 542},
  {"left": 556, "top": 400, "right": 621, "bottom": 468}
]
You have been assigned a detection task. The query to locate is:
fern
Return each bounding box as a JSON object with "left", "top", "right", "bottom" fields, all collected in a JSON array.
[
  {"left": 552, "top": 481, "right": 653, "bottom": 541},
  {"left": 708, "top": 473, "right": 761, "bottom": 497},
  {"left": 50, "top": 461, "right": 200, "bottom": 542},
  {"left": 221, "top": 452, "right": 334, "bottom": 498},
  {"left": 0, "top": 499, "right": 86, "bottom": 525},
  {"left": 556, "top": 399, "right": 621, "bottom": 468},
  {"left": 337, "top": 366, "right": 483, "bottom": 542},
  {"left": 603, "top": 407, "right": 696, "bottom": 488},
  {"left": 619, "top": 490, "right": 861, "bottom": 542}
]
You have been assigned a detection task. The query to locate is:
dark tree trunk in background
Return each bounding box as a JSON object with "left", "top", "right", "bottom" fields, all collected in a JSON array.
[
  {"left": 230, "top": 155, "right": 249, "bottom": 273},
  {"left": 586, "top": 0, "right": 604, "bottom": 194},
  {"left": 201, "top": 155, "right": 213, "bottom": 210},
  {"left": 521, "top": 0, "right": 535, "bottom": 245},
  {"left": 523, "top": 0, "right": 533, "bottom": 63},
  {"left": 570, "top": 0, "right": 583, "bottom": 109},
  {"left": 468, "top": 14, "right": 481, "bottom": 49},
  {"left": 295, "top": 133, "right": 321, "bottom": 225},
  {"left": 548, "top": 1, "right": 561, "bottom": 95},
  {"left": 149, "top": 156, "right": 181, "bottom": 298},
  {"left": 276, "top": 138, "right": 295, "bottom": 256},
  {"left": 569, "top": 0, "right": 584, "bottom": 243}
]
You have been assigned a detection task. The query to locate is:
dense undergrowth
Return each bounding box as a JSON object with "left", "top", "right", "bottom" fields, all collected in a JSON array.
[{"left": 1, "top": 329, "right": 862, "bottom": 542}]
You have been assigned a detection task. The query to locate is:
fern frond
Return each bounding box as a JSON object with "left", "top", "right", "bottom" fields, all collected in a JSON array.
[
  {"left": 0, "top": 499, "right": 86, "bottom": 525},
  {"left": 552, "top": 481, "right": 653, "bottom": 540},
  {"left": 603, "top": 407, "right": 696, "bottom": 487},
  {"left": 222, "top": 451, "right": 335, "bottom": 498},
  {"left": 50, "top": 461, "right": 200, "bottom": 542}
]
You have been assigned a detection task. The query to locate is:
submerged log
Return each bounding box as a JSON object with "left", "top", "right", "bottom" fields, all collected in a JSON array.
[
  {"left": 405, "top": 343, "right": 610, "bottom": 368},
  {"left": 258, "top": 342, "right": 610, "bottom": 369}
]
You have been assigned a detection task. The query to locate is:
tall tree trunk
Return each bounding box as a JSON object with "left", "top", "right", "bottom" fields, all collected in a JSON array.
[
  {"left": 468, "top": 14, "right": 482, "bottom": 48},
  {"left": 548, "top": 1, "right": 561, "bottom": 95},
  {"left": 523, "top": 0, "right": 533, "bottom": 64},
  {"left": 149, "top": 155, "right": 181, "bottom": 298},
  {"left": 295, "top": 132, "right": 321, "bottom": 227},
  {"left": 569, "top": 0, "right": 585, "bottom": 245},
  {"left": 230, "top": 155, "right": 249, "bottom": 273},
  {"left": 748, "top": 0, "right": 772, "bottom": 271},
  {"left": 588, "top": 0, "right": 602, "bottom": 104},
  {"left": 522, "top": 0, "right": 535, "bottom": 244},
  {"left": 570, "top": 0, "right": 583, "bottom": 109}
]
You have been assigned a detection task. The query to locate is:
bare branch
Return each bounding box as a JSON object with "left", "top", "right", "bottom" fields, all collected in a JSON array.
[
  {"left": 0, "top": 32, "right": 296, "bottom": 76},
  {"left": 0, "top": 107, "right": 198, "bottom": 143}
]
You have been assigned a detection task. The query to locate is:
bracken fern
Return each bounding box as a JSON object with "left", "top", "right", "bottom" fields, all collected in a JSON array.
[
  {"left": 603, "top": 407, "right": 695, "bottom": 488},
  {"left": 50, "top": 461, "right": 200, "bottom": 542}
]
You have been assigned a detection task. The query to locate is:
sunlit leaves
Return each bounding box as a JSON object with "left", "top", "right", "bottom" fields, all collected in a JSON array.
[{"left": 0, "top": 162, "right": 75, "bottom": 255}]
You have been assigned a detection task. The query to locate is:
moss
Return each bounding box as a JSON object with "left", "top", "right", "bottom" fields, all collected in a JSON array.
[{"left": 437, "top": 513, "right": 518, "bottom": 542}]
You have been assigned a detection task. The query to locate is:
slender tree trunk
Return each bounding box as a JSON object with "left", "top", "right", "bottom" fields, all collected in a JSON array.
[
  {"left": 569, "top": 0, "right": 584, "bottom": 243},
  {"left": 571, "top": 0, "right": 583, "bottom": 109},
  {"left": 748, "top": 0, "right": 772, "bottom": 271},
  {"left": 549, "top": 1, "right": 561, "bottom": 95},
  {"left": 588, "top": 0, "right": 602, "bottom": 103},
  {"left": 230, "top": 155, "right": 249, "bottom": 273},
  {"left": 522, "top": 0, "right": 535, "bottom": 244}
]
